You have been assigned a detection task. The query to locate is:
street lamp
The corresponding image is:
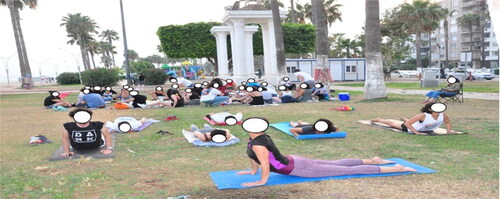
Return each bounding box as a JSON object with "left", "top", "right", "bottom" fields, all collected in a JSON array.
[
  {"left": 1, "top": 53, "right": 16, "bottom": 86},
  {"left": 120, "top": 0, "right": 131, "bottom": 85},
  {"left": 56, "top": 47, "right": 91, "bottom": 85}
]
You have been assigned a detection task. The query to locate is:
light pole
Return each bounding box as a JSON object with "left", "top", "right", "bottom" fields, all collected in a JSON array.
[
  {"left": 120, "top": 0, "right": 131, "bottom": 85},
  {"left": 1, "top": 53, "right": 16, "bottom": 86},
  {"left": 56, "top": 47, "right": 90, "bottom": 85},
  {"left": 36, "top": 58, "right": 51, "bottom": 83}
]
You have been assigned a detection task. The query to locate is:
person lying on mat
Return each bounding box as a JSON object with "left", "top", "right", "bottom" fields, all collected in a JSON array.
[
  {"left": 60, "top": 108, "right": 113, "bottom": 157},
  {"left": 185, "top": 128, "right": 233, "bottom": 142},
  {"left": 370, "top": 102, "right": 454, "bottom": 135},
  {"left": 237, "top": 117, "right": 416, "bottom": 187},
  {"left": 106, "top": 117, "right": 147, "bottom": 132},
  {"left": 289, "top": 119, "right": 339, "bottom": 136},
  {"left": 206, "top": 112, "right": 244, "bottom": 125}
]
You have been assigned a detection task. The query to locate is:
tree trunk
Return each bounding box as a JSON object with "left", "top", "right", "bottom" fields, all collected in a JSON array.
[
  {"left": 364, "top": 0, "right": 387, "bottom": 99},
  {"left": 90, "top": 51, "right": 96, "bottom": 69},
  {"left": 444, "top": 19, "right": 449, "bottom": 67},
  {"left": 14, "top": 7, "right": 34, "bottom": 87},
  {"left": 415, "top": 32, "right": 422, "bottom": 69},
  {"left": 290, "top": 0, "right": 297, "bottom": 23},
  {"left": 469, "top": 26, "right": 474, "bottom": 68},
  {"left": 108, "top": 38, "right": 116, "bottom": 67},
  {"left": 7, "top": 1, "right": 26, "bottom": 86},
  {"left": 271, "top": 0, "right": 287, "bottom": 78},
  {"left": 312, "top": 0, "right": 331, "bottom": 87}
]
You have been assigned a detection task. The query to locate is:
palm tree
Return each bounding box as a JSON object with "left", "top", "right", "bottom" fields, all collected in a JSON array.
[
  {"left": 61, "top": 13, "right": 99, "bottom": 71},
  {"left": 127, "top": 50, "right": 139, "bottom": 62},
  {"left": 364, "top": 0, "right": 387, "bottom": 99},
  {"left": 338, "top": 38, "right": 361, "bottom": 58},
  {"left": 87, "top": 40, "right": 99, "bottom": 69},
  {"left": 270, "top": 0, "right": 287, "bottom": 78},
  {"left": 99, "top": 29, "right": 119, "bottom": 67},
  {"left": 457, "top": 13, "right": 480, "bottom": 68},
  {"left": 311, "top": 0, "right": 331, "bottom": 87},
  {"left": 98, "top": 41, "right": 114, "bottom": 68},
  {"left": 396, "top": 0, "right": 448, "bottom": 69},
  {"left": 1, "top": 0, "right": 37, "bottom": 88},
  {"left": 294, "top": 3, "right": 311, "bottom": 24},
  {"left": 443, "top": 9, "right": 458, "bottom": 68},
  {"left": 324, "top": 0, "right": 342, "bottom": 27}
]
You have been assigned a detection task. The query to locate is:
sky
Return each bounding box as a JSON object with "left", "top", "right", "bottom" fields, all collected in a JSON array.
[{"left": 0, "top": 0, "right": 404, "bottom": 83}]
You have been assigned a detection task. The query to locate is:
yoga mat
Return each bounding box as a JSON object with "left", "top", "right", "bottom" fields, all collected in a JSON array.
[
  {"left": 270, "top": 122, "right": 347, "bottom": 140},
  {"left": 107, "top": 120, "right": 154, "bottom": 133},
  {"left": 49, "top": 133, "right": 116, "bottom": 161},
  {"left": 182, "top": 129, "right": 240, "bottom": 147},
  {"left": 357, "top": 120, "right": 467, "bottom": 135},
  {"left": 209, "top": 158, "right": 436, "bottom": 190},
  {"left": 202, "top": 117, "right": 242, "bottom": 126}
]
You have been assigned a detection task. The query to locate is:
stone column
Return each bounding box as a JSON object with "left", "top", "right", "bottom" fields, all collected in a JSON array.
[
  {"left": 231, "top": 19, "right": 246, "bottom": 77},
  {"left": 261, "top": 23, "right": 273, "bottom": 77},
  {"left": 215, "top": 33, "right": 229, "bottom": 77},
  {"left": 245, "top": 27, "right": 258, "bottom": 78},
  {"left": 266, "top": 20, "right": 278, "bottom": 76}
]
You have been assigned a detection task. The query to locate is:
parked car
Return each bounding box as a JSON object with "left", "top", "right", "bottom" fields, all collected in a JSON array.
[{"left": 468, "top": 70, "right": 494, "bottom": 80}]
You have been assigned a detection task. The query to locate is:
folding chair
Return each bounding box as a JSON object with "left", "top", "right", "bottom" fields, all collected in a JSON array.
[{"left": 436, "top": 83, "right": 463, "bottom": 103}]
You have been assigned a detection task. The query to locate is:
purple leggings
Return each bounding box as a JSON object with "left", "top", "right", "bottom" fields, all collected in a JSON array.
[{"left": 287, "top": 155, "right": 380, "bottom": 178}]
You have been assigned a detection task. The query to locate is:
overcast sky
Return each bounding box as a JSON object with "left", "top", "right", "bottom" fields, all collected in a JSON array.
[{"left": 0, "top": 0, "right": 404, "bottom": 83}]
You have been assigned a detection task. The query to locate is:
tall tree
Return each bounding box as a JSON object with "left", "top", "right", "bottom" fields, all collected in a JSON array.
[
  {"left": 127, "top": 50, "right": 139, "bottom": 62},
  {"left": 395, "top": 0, "right": 448, "bottom": 69},
  {"left": 364, "top": 0, "right": 387, "bottom": 99},
  {"left": 271, "top": 0, "right": 287, "bottom": 78},
  {"left": 337, "top": 38, "right": 361, "bottom": 58},
  {"left": 1, "top": 0, "right": 37, "bottom": 88},
  {"left": 311, "top": 0, "right": 331, "bottom": 87},
  {"left": 99, "top": 29, "right": 119, "bottom": 67},
  {"left": 457, "top": 13, "right": 480, "bottom": 68},
  {"left": 87, "top": 40, "right": 99, "bottom": 69},
  {"left": 60, "top": 13, "right": 99, "bottom": 71},
  {"left": 324, "top": 0, "right": 342, "bottom": 27}
]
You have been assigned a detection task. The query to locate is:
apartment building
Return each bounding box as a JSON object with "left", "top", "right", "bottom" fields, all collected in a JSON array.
[{"left": 430, "top": 0, "right": 499, "bottom": 68}]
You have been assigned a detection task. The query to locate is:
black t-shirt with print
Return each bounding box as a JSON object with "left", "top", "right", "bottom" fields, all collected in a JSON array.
[
  {"left": 247, "top": 134, "right": 289, "bottom": 172},
  {"left": 44, "top": 96, "right": 60, "bottom": 106},
  {"left": 63, "top": 122, "right": 104, "bottom": 150}
]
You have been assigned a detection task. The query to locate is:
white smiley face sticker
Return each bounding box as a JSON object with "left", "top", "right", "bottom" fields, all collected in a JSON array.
[
  {"left": 171, "top": 84, "right": 179, "bottom": 89},
  {"left": 73, "top": 111, "right": 91, "bottom": 124},
  {"left": 118, "top": 122, "right": 132, "bottom": 133},
  {"left": 93, "top": 86, "right": 102, "bottom": 91},
  {"left": 314, "top": 120, "right": 329, "bottom": 132},
  {"left": 257, "top": 87, "right": 263, "bottom": 92},
  {"left": 202, "top": 81, "right": 209, "bottom": 86},
  {"left": 123, "top": 85, "right": 130, "bottom": 89},
  {"left": 130, "top": 90, "right": 139, "bottom": 96},
  {"left": 226, "top": 79, "right": 233, "bottom": 83},
  {"left": 447, "top": 76, "right": 457, "bottom": 84},
  {"left": 241, "top": 81, "right": 247, "bottom": 85},
  {"left": 278, "top": 85, "right": 286, "bottom": 91},
  {"left": 84, "top": 86, "right": 91, "bottom": 89},
  {"left": 247, "top": 78, "right": 256, "bottom": 83},
  {"left": 185, "top": 88, "right": 192, "bottom": 93},
  {"left": 315, "top": 83, "right": 324, "bottom": 88},
  {"left": 156, "top": 86, "right": 163, "bottom": 91},
  {"left": 246, "top": 87, "right": 254, "bottom": 92},
  {"left": 83, "top": 89, "right": 90, "bottom": 94},
  {"left": 213, "top": 83, "right": 219, "bottom": 88},
  {"left": 224, "top": 116, "right": 238, "bottom": 126},
  {"left": 300, "top": 83, "right": 308, "bottom": 89},
  {"left": 431, "top": 103, "right": 447, "bottom": 113},
  {"left": 127, "top": 87, "right": 134, "bottom": 91},
  {"left": 51, "top": 91, "right": 60, "bottom": 97},
  {"left": 283, "top": 77, "right": 289, "bottom": 81},
  {"left": 242, "top": 117, "right": 269, "bottom": 133},
  {"left": 194, "top": 83, "right": 202, "bottom": 88},
  {"left": 238, "top": 85, "right": 246, "bottom": 91},
  {"left": 105, "top": 86, "right": 112, "bottom": 91},
  {"left": 211, "top": 130, "right": 227, "bottom": 143},
  {"left": 261, "top": 82, "right": 268, "bottom": 87},
  {"left": 170, "top": 78, "right": 178, "bottom": 83}
]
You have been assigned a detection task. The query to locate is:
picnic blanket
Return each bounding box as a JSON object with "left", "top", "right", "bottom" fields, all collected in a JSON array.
[{"left": 357, "top": 119, "right": 467, "bottom": 135}]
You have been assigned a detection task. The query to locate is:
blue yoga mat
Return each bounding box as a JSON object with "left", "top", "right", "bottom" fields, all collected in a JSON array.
[
  {"left": 270, "top": 122, "right": 347, "bottom": 140},
  {"left": 209, "top": 158, "right": 436, "bottom": 190}
]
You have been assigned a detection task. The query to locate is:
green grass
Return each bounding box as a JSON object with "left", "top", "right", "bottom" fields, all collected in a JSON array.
[
  {"left": 336, "top": 81, "right": 499, "bottom": 93},
  {"left": 0, "top": 91, "right": 498, "bottom": 198}
]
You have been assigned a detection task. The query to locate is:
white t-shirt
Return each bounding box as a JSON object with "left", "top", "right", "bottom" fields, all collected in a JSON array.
[
  {"left": 410, "top": 113, "right": 444, "bottom": 132},
  {"left": 201, "top": 88, "right": 221, "bottom": 102},
  {"left": 178, "top": 78, "right": 192, "bottom": 86},
  {"left": 106, "top": 117, "right": 143, "bottom": 131},
  {"left": 210, "top": 112, "right": 243, "bottom": 124},
  {"left": 294, "top": 72, "right": 314, "bottom": 81}
]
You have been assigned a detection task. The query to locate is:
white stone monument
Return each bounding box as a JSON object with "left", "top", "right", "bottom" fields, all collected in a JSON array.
[{"left": 211, "top": 2, "right": 286, "bottom": 84}]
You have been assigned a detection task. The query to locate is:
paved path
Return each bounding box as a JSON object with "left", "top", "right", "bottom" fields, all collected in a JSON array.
[{"left": 333, "top": 85, "right": 499, "bottom": 101}]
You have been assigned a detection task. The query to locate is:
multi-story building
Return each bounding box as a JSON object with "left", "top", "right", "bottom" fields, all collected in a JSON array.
[{"left": 430, "top": 0, "right": 499, "bottom": 68}]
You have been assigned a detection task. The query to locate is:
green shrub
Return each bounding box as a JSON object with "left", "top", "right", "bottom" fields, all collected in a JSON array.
[
  {"left": 130, "top": 61, "right": 155, "bottom": 73},
  {"left": 81, "top": 68, "right": 121, "bottom": 86},
  {"left": 143, "top": 69, "right": 167, "bottom": 85},
  {"left": 494, "top": 68, "right": 499, "bottom": 75},
  {"left": 56, "top": 72, "right": 80, "bottom": 84}
]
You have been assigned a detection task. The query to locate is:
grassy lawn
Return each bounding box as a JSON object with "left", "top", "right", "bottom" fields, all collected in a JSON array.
[
  {"left": 335, "top": 81, "right": 499, "bottom": 93},
  {"left": 0, "top": 91, "right": 498, "bottom": 198}
]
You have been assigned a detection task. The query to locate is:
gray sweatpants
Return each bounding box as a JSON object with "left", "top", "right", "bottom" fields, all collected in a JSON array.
[{"left": 288, "top": 155, "right": 380, "bottom": 178}]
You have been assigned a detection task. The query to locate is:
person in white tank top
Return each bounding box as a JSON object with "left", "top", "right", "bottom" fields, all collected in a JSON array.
[{"left": 371, "top": 103, "right": 454, "bottom": 135}]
